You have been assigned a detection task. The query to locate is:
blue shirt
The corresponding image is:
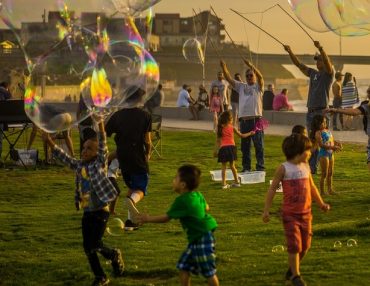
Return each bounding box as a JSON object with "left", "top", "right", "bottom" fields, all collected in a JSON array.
[{"left": 177, "top": 89, "right": 190, "bottom": 107}]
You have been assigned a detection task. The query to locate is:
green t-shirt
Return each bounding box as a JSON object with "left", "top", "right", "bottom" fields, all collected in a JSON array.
[{"left": 167, "top": 191, "right": 218, "bottom": 243}]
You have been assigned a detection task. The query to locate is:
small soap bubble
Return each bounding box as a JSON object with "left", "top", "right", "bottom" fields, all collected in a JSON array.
[
  {"left": 346, "top": 239, "right": 358, "bottom": 247},
  {"left": 272, "top": 245, "right": 285, "bottom": 253},
  {"left": 333, "top": 241, "right": 342, "bottom": 248},
  {"left": 106, "top": 218, "right": 124, "bottom": 236}
]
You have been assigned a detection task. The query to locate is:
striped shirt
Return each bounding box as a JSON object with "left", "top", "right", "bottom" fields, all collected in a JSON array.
[
  {"left": 53, "top": 132, "right": 118, "bottom": 209},
  {"left": 342, "top": 81, "right": 358, "bottom": 108}
]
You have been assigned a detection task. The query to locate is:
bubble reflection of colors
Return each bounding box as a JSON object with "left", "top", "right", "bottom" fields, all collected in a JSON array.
[{"left": 90, "top": 68, "right": 112, "bottom": 107}]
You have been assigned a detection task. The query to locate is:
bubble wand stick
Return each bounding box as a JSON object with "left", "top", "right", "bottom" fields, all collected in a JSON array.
[
  {"left": 230, "top": 8, "right": 285, "bottom": 47},
  {"left": 276, "top": 4, "right": 315, "bottom": 42}
]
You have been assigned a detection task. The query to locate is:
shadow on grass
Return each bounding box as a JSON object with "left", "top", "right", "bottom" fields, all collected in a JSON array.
[{"left": 123, "top": 268, "right": 178, "bottom": 279}]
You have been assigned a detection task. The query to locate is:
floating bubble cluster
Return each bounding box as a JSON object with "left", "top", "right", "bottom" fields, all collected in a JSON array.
[
  {"left": 288, "top": 0, "right": 370, "bottom": 36},
  {"left": 0, "top": 0, "right": 161, "bottom": 132}
]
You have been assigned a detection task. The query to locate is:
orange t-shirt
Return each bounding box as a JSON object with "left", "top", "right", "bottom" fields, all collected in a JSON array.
[
  {"left": 220, "top": 124, "right": 235, "bottom": 147},
  {"left": 281, "top": 162, "right": 312, "bottom": 215}
]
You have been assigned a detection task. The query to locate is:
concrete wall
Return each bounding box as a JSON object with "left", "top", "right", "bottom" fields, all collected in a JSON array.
[{"left": 153, "top": 106, "right": 364, "bottom": 130}]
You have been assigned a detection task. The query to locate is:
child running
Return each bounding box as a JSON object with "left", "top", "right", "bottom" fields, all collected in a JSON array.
[
  {"left": 310, "top": 115, "right": 342, "bottom": 195},
  {"left": 138, "top": 165, "right": 219, "bottom": 286},
  {"left": 44, "top": 115, "right": 124, "bottom": 286},
  {"left": 209, "top": 85, "right": 223, "bottom": 132},
  {"left": 215, "top": 110, "right": 255, "bottom": 189},
  {"left": 263, "top": 134, "right": 330, "bottom": 286}
]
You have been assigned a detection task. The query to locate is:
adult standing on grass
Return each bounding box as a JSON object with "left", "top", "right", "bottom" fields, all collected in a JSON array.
[
  {"left": 284, "top": 41, "right": 334, "bottom": 174},
  {"left": 138, "top": 165, "right": 219, "bottom": 286},
  {"left": 43, "top": 114, "right": 124, "bottom": 286},
  {"left": 341, "top": 72, "right": 359, "bottom": 130},
  {"left": 263, "top": 134, "right": 330, "bottom": 286},
  {"left": 329, "top": 86, "right": 370, "bottom": 172},
  {"left": 105, "top": 88, "right": 152, "bottom": 231},
  {"left": 331, "top": 71, "right": 344, "bottom": 131},
  {"left": 220, "top": 58, "right": 265, "bottom": 172}
]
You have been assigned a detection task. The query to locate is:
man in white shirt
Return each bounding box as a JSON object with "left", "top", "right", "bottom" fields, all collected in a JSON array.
[{"left": 220, "top": 59, "right": 265, "bottom": 172}]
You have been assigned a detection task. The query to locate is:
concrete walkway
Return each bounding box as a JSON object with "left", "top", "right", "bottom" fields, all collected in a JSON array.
[{"left": 162, "top": 118, "right": 368, "bottom": 144}]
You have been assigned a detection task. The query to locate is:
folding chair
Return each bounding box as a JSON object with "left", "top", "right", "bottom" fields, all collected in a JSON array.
[{"left": 151, "top": 114, "right": 162, "bottom": 157}]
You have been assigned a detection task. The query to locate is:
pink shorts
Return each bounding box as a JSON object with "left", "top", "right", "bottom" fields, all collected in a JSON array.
[{"left": 282, "top": 213, "right": 312, "bottom": 253}]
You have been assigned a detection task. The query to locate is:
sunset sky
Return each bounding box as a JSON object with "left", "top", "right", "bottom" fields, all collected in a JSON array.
[{"left": 1, "top": 0, "right": 370, "bottom": 56}]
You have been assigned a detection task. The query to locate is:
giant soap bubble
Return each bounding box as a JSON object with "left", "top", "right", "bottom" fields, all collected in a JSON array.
[
  {"left": 108, "top": 0, "right": 162, "bottom": 16},
  {"left": 81, "top": 40, "right": 146, "bottom": 111},
  {"left": 288, "top": 0, "right": 370, "bottom": 36},
  {"left": 182, "top": 38, "right": 205, "bottom": 65},
  {"left": 25, "top": 39, "right": 92, "bottom": 133}
]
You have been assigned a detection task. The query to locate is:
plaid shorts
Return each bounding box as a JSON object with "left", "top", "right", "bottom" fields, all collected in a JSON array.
[
  {"left": 283, "top": 213, "right": 312, "bottom": 253},
  {"left": 177, "top": 231, "right": 217, "bottom": 278}
]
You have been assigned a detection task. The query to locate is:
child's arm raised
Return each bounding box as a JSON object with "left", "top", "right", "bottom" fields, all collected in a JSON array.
[
  {"left": 234, "top": 127, "right": 255, "bottom": 138},
  {"left": 263, "top": 164, "right": 284, "bottom": 223},
  {"left": 94, "top": 113, "right": 109, "bottom": 166},
  {"left": 310, "top": 174, "right": 330, "bottom": 212},
  {"left": 138, "top": 213, "right": 170, "bottom": 224}
]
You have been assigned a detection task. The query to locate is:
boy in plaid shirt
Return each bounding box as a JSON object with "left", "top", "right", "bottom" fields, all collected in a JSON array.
[
  {"left": 44, "top": 115, "right": 124, "bottom": 286},
  {"left": 138, "top": 165, "right": 219, "bottom": 286}
]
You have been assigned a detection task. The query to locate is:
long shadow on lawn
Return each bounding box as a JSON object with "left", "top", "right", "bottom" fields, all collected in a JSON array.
[{"left": 123, "top": 268, "right": 178, "bottom": 279}]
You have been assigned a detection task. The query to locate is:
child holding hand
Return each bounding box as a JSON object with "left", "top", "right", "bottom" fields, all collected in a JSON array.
[
  {"left": 263, "top": 134, "right": 330, "bottom": 286},
  {"left": 138, "top": 165, "right": 219, "bottom": 286}
]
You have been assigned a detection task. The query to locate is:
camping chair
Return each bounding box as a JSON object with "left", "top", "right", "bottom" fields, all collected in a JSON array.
[{"left": 151, "top": 114, "right": 162, "bottom": 157}]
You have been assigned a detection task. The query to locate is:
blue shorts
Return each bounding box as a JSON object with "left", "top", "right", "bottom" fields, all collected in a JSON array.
[
  {"left": 122, "top": 173, "right": 149, "bottom": 195},
  {"left": 177, "top": 231, "right": 217, "bottom": 278}
]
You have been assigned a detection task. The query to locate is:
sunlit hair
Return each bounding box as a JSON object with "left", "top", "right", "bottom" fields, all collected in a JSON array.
[
  {"left": 177, "top": 164, "right": 201, "bottom": 191},
  {"left": 342, "top": 72, "right": 353, "bottom": 86},
  {"left": 282, "top": 134, "right": 312, "bottom": 160},
  {"left": 217, "top": 110, "right": 233, "bottom": 138},
  {"left": 309, "top": 115, "right": 325, "bottom": 142}
]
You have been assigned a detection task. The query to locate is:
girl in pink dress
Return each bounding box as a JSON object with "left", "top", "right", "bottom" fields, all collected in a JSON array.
[{"left": 209, "top": 86, "right": 223, "bottom": 131}]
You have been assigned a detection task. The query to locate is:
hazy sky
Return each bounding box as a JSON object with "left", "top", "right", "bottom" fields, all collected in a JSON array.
[{"left": 1, "top": 0, "right": 370, "bottom": 56}]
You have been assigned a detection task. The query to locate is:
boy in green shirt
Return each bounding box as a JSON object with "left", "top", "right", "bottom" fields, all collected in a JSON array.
[{"left": 138, "top": 165, "right": 219, "bottom": 286}]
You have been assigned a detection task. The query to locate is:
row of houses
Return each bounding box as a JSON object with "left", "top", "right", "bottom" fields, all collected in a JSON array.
[{"left": 0, "top": 10, "right": 226, "bottom": 55}]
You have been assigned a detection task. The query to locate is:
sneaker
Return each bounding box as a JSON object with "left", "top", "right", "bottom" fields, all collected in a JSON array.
[
  {"left": 92, "top": 276, "right": 110, "bottom": 286},
  {"left": 124, "top": 219, "right": 139, "bottom": 231},
  {"left": 231, "top": 183, "right": 241, "bottom": 188},
  {"left": 241, "top": 169, "right": 251, "bottom": 173},
  {"left": 291, "top": 275, "right": 307, "bottom": 286},
  {"left": 125, "top": 197, "right": 140, "bottom": 223},
  {"left": 285, "top": 268, "right": 292, "bottom": 280},
  {"left": 221, "top": 184, "right": 230, "bottom": 190},
  {"left": 111, "top": 248, "right": 125, "bottom": 276}
]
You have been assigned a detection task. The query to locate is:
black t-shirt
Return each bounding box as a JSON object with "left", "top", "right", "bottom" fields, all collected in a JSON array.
[
  {"left": 262, "top": 91, "right": 274, "bottom": 110},
  {"left": 105, "top": 108, "right": 152, "bottom": 174}
]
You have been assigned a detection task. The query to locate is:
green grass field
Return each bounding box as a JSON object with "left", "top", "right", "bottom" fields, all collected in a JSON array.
[{"left": 0, "top": 129, "right": 369, "bottom": 286}]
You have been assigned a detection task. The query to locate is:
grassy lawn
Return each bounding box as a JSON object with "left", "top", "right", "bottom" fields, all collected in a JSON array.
[{"left": 0, "top": 129, "right": 369, "bottom": 286}]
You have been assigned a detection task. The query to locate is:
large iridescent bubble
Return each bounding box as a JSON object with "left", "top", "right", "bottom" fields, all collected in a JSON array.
[
  {"left": 24, "top": 40, "right": 92, "bottom": 133},
  {"left": 182, "top": 38, "right": 205, "bottom": 65},
  {"left": 288, "top": 0, "right": 370, "bottom": 36},
  {"left": 81, "top": 40, "right": 146, "bottom": 111}
]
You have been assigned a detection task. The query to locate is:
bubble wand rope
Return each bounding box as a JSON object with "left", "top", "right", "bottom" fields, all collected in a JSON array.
[
  {"left": 192, "top": 8, "right": 222, "bottom": 59},
  {"left": 210, "top": 6, "right": 245, "bottom": 60},
  {"left": 230, "top": 8, "right": 285, "bottom": 47},
  {"left": 276, "top": 4, "right": 315, "bottom": 42}
]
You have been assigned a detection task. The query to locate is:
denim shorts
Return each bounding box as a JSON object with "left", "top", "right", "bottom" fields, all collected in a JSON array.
[{"left": 122, "top": 173, "right": 149, "bottom": 195}]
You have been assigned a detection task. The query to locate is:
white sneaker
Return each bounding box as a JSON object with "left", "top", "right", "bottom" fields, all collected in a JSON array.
[
  {"left": 125, "top": 197, "right": 140, "bottom": 223},
  {"left": 231, "top": 183, "right": 241, "bottom": 188},
  {"left": 222, "top": 184, "right": 230, "bottom": 190}
]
